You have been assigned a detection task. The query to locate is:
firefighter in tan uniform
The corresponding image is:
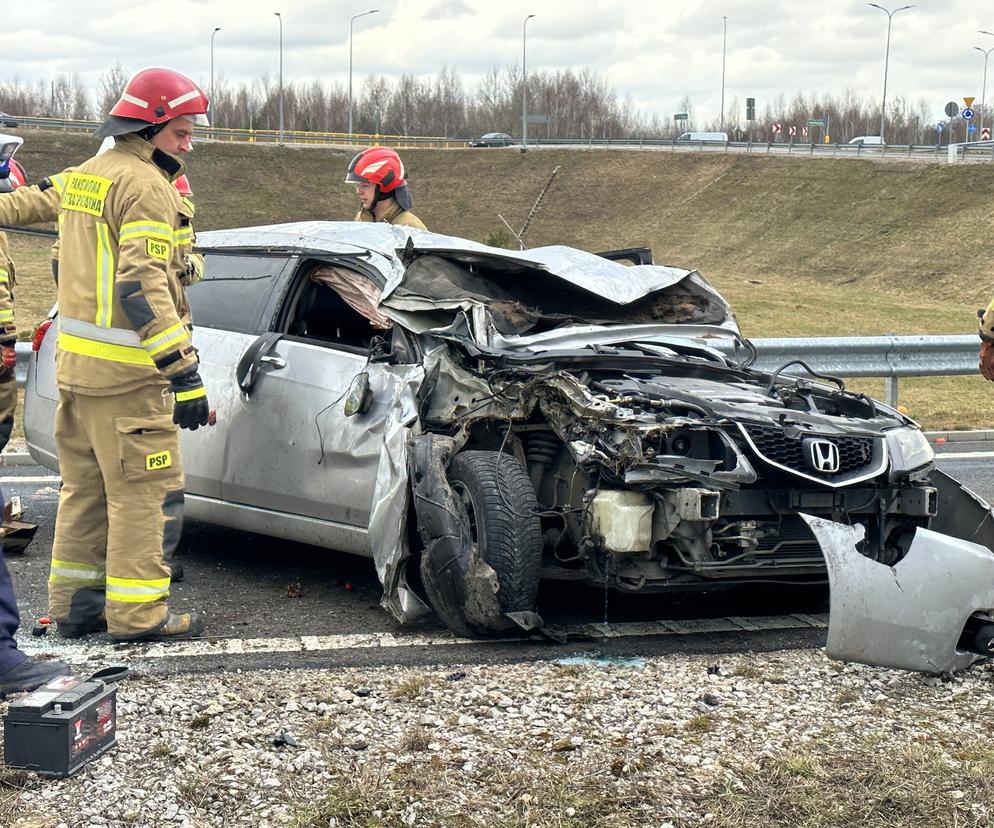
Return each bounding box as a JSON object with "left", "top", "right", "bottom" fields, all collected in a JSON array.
[
  {"left": 980, "top": 302, "right": 994, "bottom": 381},
  {"left": 0, "top": 152, "right": 30, "bottom": 453},
  {"left": 347, "top": 147, "right": 427, "bottom": 229},
  {"left": 0, "top": 68, "right": 212, "bottom": 642}
]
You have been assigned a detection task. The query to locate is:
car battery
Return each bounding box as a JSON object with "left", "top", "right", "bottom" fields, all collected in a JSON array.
[{"left": 3, "top": 674, "right": 117, "bottom": 777}]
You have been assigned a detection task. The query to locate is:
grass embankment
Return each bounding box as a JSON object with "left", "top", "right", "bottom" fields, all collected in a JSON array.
[{"left": 8, "top": 131, "right": 993, "bottom": 428}]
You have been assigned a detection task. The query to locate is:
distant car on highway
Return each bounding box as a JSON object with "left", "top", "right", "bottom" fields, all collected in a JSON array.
[
  {"left": 848, "top": 135, "right": 883, "bottom": 146},
  {"left": 0, "top": 113, "right": 18, "bottom": 128},
  {"left": 677, "top": 131, "right": 728, "bottom": 142},
  {"left": 470, "top": 132, "right": 514, "bottom": 147}
]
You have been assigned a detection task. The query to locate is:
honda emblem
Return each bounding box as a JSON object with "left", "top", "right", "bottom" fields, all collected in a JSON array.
[{"left": 805, "top": 438, "right": 840, "bottom": 473}]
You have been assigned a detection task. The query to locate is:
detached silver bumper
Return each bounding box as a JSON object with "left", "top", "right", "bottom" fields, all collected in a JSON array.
[{"left": 800, "top": 469, "right": 994, "bottom": 675}]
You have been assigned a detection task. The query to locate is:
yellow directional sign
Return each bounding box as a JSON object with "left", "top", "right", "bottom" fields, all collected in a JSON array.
[{"left": 965, "top": 96, "right": 976, "bottom": 108}]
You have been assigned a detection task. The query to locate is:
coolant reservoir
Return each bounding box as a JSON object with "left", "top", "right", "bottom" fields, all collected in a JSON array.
[{"left": 589, "top": 490, "right": 654, "bottom": 554}]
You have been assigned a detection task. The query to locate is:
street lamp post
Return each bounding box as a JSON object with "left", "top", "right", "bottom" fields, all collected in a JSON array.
[
  {"left": 274, "top": 12, "right": 283, "bottom": 144},
  {"left": 868, "top": 3, "right": 913, "bottom": 144},
  {"left": 210, "top": 26, "right": 221, "bottom": 132},
  {"left": 348, "top": 9, "right": 380, "bottom": 138},
  {"left": 720, "top": 16, "right": 727, "bottom": 130},
  {"left": 974, "top": 45, "right": 994, "bottom": 136},
  {"left": 522, "top": 13, "right": 536, "bottom": 149}
]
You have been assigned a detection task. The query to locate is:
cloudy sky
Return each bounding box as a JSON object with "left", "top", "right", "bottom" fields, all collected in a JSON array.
[{"left": 3, "top": 0, "right": 992, "bottom": 124}]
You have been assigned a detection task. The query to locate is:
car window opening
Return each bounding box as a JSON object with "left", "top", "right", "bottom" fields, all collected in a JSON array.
[{"left": 287, "top": 264, "right": 388, "bottom": 350}]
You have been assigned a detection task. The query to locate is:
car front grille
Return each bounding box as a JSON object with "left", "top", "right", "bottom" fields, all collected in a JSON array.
[{"left": 737, "top": 423, "right": 884, "bottom": 486}]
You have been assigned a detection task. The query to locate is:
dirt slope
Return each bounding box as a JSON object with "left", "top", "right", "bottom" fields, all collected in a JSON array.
[{"left": 11, "top": 129, "right": 994, "bottom": 310}]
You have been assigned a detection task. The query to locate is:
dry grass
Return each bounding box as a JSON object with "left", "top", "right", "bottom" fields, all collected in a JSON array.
[
  {"left": 10, "top": 130, "right": 993, "bottom": 428},
  {"left": 703, "top": 740, "right": 994, "bottom": 828}
]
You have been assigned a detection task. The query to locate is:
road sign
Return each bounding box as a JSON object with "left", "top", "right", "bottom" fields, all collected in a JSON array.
[
  {"left": 802, "top": 126, "right": 809, "bottom": 137},
  {"left": 963, "top": 107, "right": 975, "bottom": 120},
  {"left": 968, "top": 123, "right": 977, "bottom": 133},
  {"left": 771, "top": 123, "right": 781, "bottom": 134},
  {"left": 674, "top": 112, "right": 689, "bottom": 121},
  {"left": 965, "top": 96, "right": 976, "bottom": 108},
  {"left": 984, "top": 127, "right": 992, "bottom": 140},
  {"left": 936, "top": 122, "right": 945, "bottom": 132},
  {"left": 788, "top": 125, "right": 796, "bottom": 136},
  {"left": 525, "top": 115, "right": 549, "bottom": 124},
  {"left": 945, "top": 101, "right": 960, "bottom": 118},
  {"left": 746, "top": 97, "right": 756, "bottom": 121},
  {"left": 807, "top": 119, "right": 825, "bottom": 126}
]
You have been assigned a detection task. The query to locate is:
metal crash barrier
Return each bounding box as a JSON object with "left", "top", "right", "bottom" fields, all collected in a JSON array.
[{"left": 16, "top": 334, "right": 979, "bottom": 407}]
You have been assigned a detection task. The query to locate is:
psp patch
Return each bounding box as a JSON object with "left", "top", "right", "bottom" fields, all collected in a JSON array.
[
  {"left": 146, "top": 238, "right": 170, "bottom": 261},
  {"left": 145, "top": 450, "right": 172, "bottom": 471}
]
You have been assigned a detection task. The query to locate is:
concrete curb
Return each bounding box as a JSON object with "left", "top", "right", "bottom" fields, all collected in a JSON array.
[
  {"left": 0, "top": 451, "right": 36, "bottom": 466},
  {"left": 925, "top": 430, "right": 994, "bottom": 442}
]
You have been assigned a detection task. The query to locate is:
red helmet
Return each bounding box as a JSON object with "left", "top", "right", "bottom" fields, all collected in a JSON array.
[
  {"left": 96, "top": 68, "right": 210, "bottom": 139},
  {"left": 174, "top": 174, "right": 192, "bottom": 197},
  {"left": 345, "top": 147, "right": 406, "bottom": 193},
  {"left": 7, "top": 159, "right": 25, "bottom": 189}
]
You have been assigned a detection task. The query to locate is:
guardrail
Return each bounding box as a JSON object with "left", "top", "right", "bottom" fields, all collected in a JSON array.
[
  {"left": 15, "top": 334, "right": 979, "bottom": 406},
  {"left": 13, "top": 116, "right": 994, "bottom": 160},
  {"left": 710, "top": 334, "right": 979, "bottom": 407},
  {"left": 11, "top": 116, "right": 468, "bottom": 149}
]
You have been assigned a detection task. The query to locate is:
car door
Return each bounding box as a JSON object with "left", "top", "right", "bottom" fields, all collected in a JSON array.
[
  {"left": 183, "top": 252, "right": 295, "bottom": 498},
  {"left": 218, "top": 260, "right": 419, "bottom": 532}
]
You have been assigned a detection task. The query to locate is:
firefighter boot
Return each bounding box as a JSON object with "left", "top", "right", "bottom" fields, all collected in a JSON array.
[
  {"left": 54, "top": 587, "right": 108, "bottom": 639},
  {"left": 111, "top": 610, "right": 204, "bottom": 643}
]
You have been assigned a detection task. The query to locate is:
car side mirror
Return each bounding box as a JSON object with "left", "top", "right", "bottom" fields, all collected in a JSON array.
[{"left": 344, "top": 371, "right": 372, "bottom": 417}]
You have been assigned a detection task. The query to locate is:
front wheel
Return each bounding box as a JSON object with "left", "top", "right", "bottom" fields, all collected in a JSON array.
[{"left": 448, "top": 450, "right": 543, "bottom": 615}]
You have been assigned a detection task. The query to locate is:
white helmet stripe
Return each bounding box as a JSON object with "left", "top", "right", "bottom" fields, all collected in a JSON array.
[
  {"left": 361, "top": 159, "right": 388, "bottom": 174},
  {"left": 120, "top": 92, "right": 149, "bottom": 108},
  {"left": 168, "top": 89, "right": 201, "bottom": 109}
]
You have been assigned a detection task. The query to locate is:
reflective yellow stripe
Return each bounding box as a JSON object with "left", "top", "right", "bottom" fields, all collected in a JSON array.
[
  {"left": 95, "top": 222, "right": 114, "bottom": 328},
  {"left": 49, "top": 558, "right": 104, "bottom": 585},
  {"left": 174, "top": 227, "right": 194, "bottom": 246},
  {"left": 142, "top": 321, "right": 189, "bottom": 357},
  {"left": 59, "top": 332, "right": 154, "bottom": 366},
  {"left": 50, "top": 173, "right": 69, "bottom": 195},
  {"left": 0, "top": 310, "right": 14, "bottom": 323},
  {"left": 175, "top": 386, "right": 206, "bottom": 402},
  {"left": 106, "top": 575, "right": 170, "bottom": 603},
  {"left": 0, "top": 268, "right": 8, "bottom": 282},
  {"left": 120, "top": 221, "right": 173, "bottom": 243}
]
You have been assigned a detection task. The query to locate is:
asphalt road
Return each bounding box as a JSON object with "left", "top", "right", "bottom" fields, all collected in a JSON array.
[{"left": 4, "top": 448, "right": 990, "bottom": 674}]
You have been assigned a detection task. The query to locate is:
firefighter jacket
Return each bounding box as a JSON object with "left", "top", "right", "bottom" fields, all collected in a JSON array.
[
  {"left": 0, "top": 233, "right": 15, "bottom": 345},
  {"left": 355, "top": 201, "right": 427, "bottom": 230},
  {"left": 177, "top": 194, "right": 203, "bottom": 290},
  {"left": 0, "top": 136, "right": 198, "bottom": 394}
]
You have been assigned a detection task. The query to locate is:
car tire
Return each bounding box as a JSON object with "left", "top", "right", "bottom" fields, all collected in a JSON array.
[{"left": 448, "top": 450, "right": 542, "bottom": 614}]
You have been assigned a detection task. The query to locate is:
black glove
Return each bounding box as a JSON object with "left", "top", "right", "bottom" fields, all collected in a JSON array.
[{"left": 170, "top": 369, "right": 210, "bottom": 431}]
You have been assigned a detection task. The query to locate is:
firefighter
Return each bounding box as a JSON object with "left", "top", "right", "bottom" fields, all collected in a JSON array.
[
  {"left": 0, "top": 67, "right": 211, "bottom": 642},
  {"left": 981, "top": 301, "right": 994, "bottom": 382},
  {"left": 0, "top": 154, "right": 28, "bottom": 452},
  {"left": 346, "top": 147, "right": 427, "bottom": 229}
]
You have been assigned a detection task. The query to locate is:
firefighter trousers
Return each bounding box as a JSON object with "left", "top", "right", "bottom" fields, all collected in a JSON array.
[
  {"left": 50, "top": 384, "right": 185, "bottom": 636},
  {"left": 0, "top": 487, "right": 27, "bottom": 675},
  {"left": 0, "top": 376, "right": 16, "bottom": 454}
]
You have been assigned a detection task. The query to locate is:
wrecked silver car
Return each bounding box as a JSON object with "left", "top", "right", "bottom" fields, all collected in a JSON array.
[{"left": 22, "top": 221, "right": 994, "bottom": 659}]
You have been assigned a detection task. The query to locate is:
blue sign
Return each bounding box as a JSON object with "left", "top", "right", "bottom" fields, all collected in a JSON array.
[
  {"left": 936, "top": 122, "right": 945, "bottom": 132},
  {"left": 969, "top": 123, "right": 977, "bottom": 133},
  {"left": 963, "top": 107, "right": 975, "bottom": 120}
]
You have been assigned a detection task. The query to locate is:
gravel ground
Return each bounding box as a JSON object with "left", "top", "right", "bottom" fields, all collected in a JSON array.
[{"left": 4, "top": 648, "right": 994, "bottom": 828}]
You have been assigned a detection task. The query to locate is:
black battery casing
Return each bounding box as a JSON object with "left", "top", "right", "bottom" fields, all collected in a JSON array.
[{"left": 3, "top": 674, "right": 117, "bottom": 777}]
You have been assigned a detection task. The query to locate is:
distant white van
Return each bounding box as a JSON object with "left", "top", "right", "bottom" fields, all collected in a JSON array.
[
  {"left": 677, "top": 131, "right": 729, "bottom": 142},
  {"left": 848, "top": 135, "right": 883, "bottom": 146}
]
